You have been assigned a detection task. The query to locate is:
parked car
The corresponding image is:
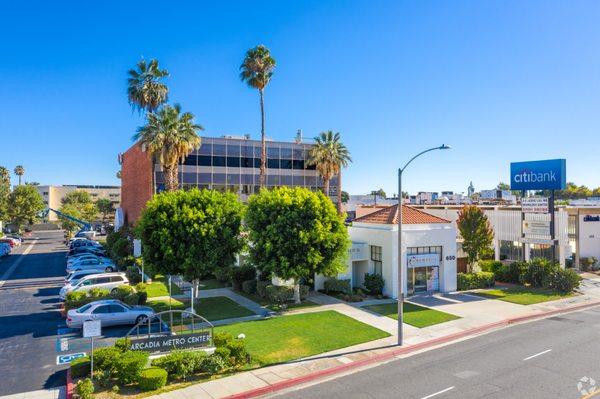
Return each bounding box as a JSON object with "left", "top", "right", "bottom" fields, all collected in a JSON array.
[
  {"left": 5, "top": 234, "right": 22, "bottom": 246},
  {"left": 67, "top": 254, "right": 110, "bottom": 266},
  {"left": 0, "top": 243, "right": 11, "bottom": 257},
  {"left": 66, "top": 247, "right": 107, "bottom": 258},
  {"left": 59, "top": 272, "right": 128, "bottom": 300},
  {"left": 70, "top": 240, "right": 102, "bottom": 250},
  {"left": 65, "top": 269, "right": 107, "bottom": 285},
  {"left": 0, "top": 238, "right": 15, "bottom": 248},
  {"left": 66, "top": 258, "right": 116, "bottom": 274},
  {"left": 66, "top": 299, "right": 154, "bottom": 328}
]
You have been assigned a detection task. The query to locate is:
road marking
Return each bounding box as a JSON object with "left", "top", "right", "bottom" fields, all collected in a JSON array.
[
  {"left": 0, "top": 239, "right": 38, "bottom": 288},
  {"left": 421, "top": 386, "right": 455, "bottom": 399},
  {"left": 523, "top": 349, "right": 552, "bottom": 361},
  {"left": 582, "top": 389, "right": 600, "bottom": 399}
]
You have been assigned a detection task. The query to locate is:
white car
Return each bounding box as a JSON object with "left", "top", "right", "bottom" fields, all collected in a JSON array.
[
  {"left": 66, "top": 299, "right": 154, "bottom": 328},
  {"left": 65, "top": 269, "right": 106, "bottom": 285},
  {"left": 69, "top": 240, "right": 103, "bottom": 250},
  {"left": 59, "top": 272, "right": 129, "bottom": 300},
  {"left": 0, "top": 243, "right": 10, "bottom": 257},
  {"left": 66, "top": 258, "right": 116, "bottom": 274},
  {"left": 67, "top": 254, "right": 110, "bottom": 266}
]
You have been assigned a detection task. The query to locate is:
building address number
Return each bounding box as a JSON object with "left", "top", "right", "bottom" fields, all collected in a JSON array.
[{"left": 445, "top": 255, "right": 456, "bottom": 261}]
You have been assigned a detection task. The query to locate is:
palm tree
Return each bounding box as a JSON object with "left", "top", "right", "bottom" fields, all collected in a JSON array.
[
  {"left": 14, "top": 165, "right": 25, "bottom": 185},
  {"left": 127, "top": 59, "right": 169, "bottom": 114},
  {"left": 240, "top": 45, "right": 276, "bottom": 187},
  {"left": 307, "top": 131, "right": 352, "bottom": 214},
  {"left": 133, "top": 104, "right": 203, "bottom": 191}
]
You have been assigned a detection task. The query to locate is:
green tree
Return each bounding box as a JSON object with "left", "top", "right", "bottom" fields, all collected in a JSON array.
[
  {"left": 0, "top": 167, "right": 10, "bottom": 222},
  {"left": 457, "top": 205, "right": 494, "bottom": 270},
  {"left": 137, "top": 189, "right": 244, "bottom": 300},
  {"left": 57, "top": 204, "right": 84, "bottom": 237},
  {"left": 341, "top": 191, "right": 350, "bottom": 203},
  {"left": 96, "top": 198, "right": 115, "bottom": 222},
  {"left": 307, "top": 131, "right": 352, "bottom": 214},
  {"left": 7, "top": 185, "right": 45, "bottom": 230},
  {"left": 62, "top": 190, "right": 93, "bottom": 206},
  {"left": 496, "top": 182, "right": 510, "bottom": 190},
  {"left": 60, "top": 190, "right": 98, "bottom": 228},
  {"left": 240, "top": 45, "right": 276, "bottom": 188},
  {"left": 133, "top": 104, "right": 203, "bottom": 191},
  {"left": 14, "top": 165, "right": 25, "bottom": 186},
  {"left": 245, "top": 187, "right": 350, "bottom": 303},
  {"left": 371, "top": 188, "right": 386, "bottom": 198},
  {"left": 127, "top": 59, "right": 169, "bottom": 114}
]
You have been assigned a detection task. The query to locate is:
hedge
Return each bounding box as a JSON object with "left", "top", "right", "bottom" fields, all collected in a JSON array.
[
  {"left": 115, "top": 350, "right": 149, "bottom": 385},
  {"left": 70, "top": 357, "right": 91, "bottom": 378},
  {"left": 214, "top": 266, "right": 232, "bottom": 283},
  {"left": 363, "top": 273, "right": 385, "bottom": 295},
  {"left": 151, "top": 350, "right": 206, "bottom": 380},
  {"left": 457, "top": 272, "right": 496, "bottom": 291},
  {"left": 324, "top": 278, "right": 351, "bottom": 294},
  {"left": 65, "top": 284, "right": 147, "bottom": 310},
  {"left": 213, "top": 331, "right": 234, "bottom": 348},
  {"left": 138, "top": 367, "right": 168, "bottom": 391},
  {"left": 492, "top": 258, "right": 581, "bottom": 293},
  {"left": 231, "top": 265, "right": 256, "bottom": 290},
  {"left": 75, "top": 378, "right": 94, "bottom": 399},
  {"left": 478, "top": 260, "right": 503, "bottom": 273},
  {"left": 242, "top": 279, "right": 257, "bottom": 294},
  {"left": 256, "top": 280, "right": 270, "bottom": 298},
  {"left": 265, "top": 285, "right": 294, "bottom": 304}
]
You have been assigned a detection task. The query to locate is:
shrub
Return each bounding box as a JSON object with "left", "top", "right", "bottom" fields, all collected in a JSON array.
[
  {"left": 126, "top": 265, "right": 142, "bottom": 284},
  {"left": 265, "top": 285, "right": 294, "bottom": 304},
  {"left": 214, "top": 266, "right": 232, "bottom": 283},
  {"left": 226, "top": 340, "right": 249, "bottom": 367},
  {"left": 213, "top": 347, "right": 231, "bottom": 366},
  {"left": 548, "top": 268, "right": 582, "bottom": 293},
  {"left": 114, "top": 338, "right": 131, "bottom": 352},
  {"left": 88, "top": 288, "right": 111, "bottom": 300},
  {"left": 521, "top": 258, "right": 557, "bottom": 287},
  {"left": 64, "top": 291, "right": 88, "bottom": 310},
  {"left": 232, "top": 265, "right": 256, "bottom": 290},
  {"left": 457, "top": 272, "right": 495, "bottom": 291},
  {"left": 70, "top": 357, "right": 90, "bottom": 378},
  {"left": 479, "top": 260, "right": 503, "bottom": 273},
  {"left": 242, "top": 279, "right": 257, "bottom": 294},
  {"left": 112, "top": 285, "right": 135, "bottom": 301},
  {"left": 324, "top": 278, "right": 351, "bottom": 294},
  {"left": 300, "top": 284, "right": 310, "bottom": 299},
  {"left": 151, "top": 351, "right": 204, "bottom": 380},
  {"left": 92, "top": 347, "right": 121, "bottom": 376},
  {"left": 115, "top": 350, "right": 149, "bottom": 385},
  {"left": 495, "top": 262, "right": 526, "bottom": 284},
  {"left": 75, "top": 378, "right": 94, "bottom": 399},
  {"left": 213, "top": 331, "right": 234, "bottom": 348},
  {"left": 138, "top": 367, "right": 168, "bottom": 391},
  {"left": 363, "top": 273, "right": 385, "bottom": 295},
  {"left": 256, "top": 280, "right": 270, "bottom": 298},
  {"left": 200, "top": 355, "right": 226, "bottom": 375}
]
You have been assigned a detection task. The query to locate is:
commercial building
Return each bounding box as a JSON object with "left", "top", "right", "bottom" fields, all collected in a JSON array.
[
  {"left": 479, "top": 189, "right": 517, "bottom": 205},
  {"left": 36, "top": 185, "right": 121, "bottom": 221},
  {"left": 120, "top": 135, "right": 339, "bottom": 224},
  {"left": 315, "top": 204, "right": 458, "bottom": 298}
]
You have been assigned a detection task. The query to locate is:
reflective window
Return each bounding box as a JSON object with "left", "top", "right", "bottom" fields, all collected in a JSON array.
[
  {"left": 198, "top": 143, "right": 212, "bottom": 155},
  {"left": 183, "top": 155, "right": 197, "bottom": 166},
  {"left": 267, "top": 158, "right": 280, "bottom": 169},
  {"left": 212, "top": 156, "right": 226, "bottom": 167},
  {"left": 213, "top": 144, "right": 226, "bottom": 156},
  {"left": 227, "top": 157, "right": 240, "bottom": 167},
  {"left": 292, "top": 160, "right": 305, "bottom": 170},
  {"left": 198, "top": 156, "right": 211, "bottom": 166}
]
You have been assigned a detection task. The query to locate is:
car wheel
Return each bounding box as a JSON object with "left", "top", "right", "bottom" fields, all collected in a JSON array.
[
  {"left": 135, "top": 315, "right": 148, "bottom": 325},
  {"left": 105, "top": 266, "right": 114, "bottom": 272},
  {"left": 111, "top": 288, "right": 118, "bottom": 295}
]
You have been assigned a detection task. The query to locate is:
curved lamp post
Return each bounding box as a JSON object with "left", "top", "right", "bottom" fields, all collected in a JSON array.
[{"left": 397, "top": 144, "right": 451, "bottom": 346}]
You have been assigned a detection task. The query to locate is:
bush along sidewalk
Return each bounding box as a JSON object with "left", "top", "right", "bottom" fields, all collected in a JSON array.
[
  {"left": 63, "top": 283, "right": 148, "bottom": 313},
  {"left": 69, "top": 334, "right": 251, "bottom": 395}
]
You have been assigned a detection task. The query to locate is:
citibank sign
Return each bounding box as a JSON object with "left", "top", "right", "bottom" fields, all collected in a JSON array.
[{"left": 510, "top": 159, "right": 566, "bottom": 191}]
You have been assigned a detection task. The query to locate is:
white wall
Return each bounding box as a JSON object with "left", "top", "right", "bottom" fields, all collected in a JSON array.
[{"left": 579, "top": 215, "right": 600, "bottom": 260}]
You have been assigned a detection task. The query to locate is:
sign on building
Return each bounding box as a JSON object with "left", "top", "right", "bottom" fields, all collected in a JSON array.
[
  {"left": 407, "top": 254, "right": 440, "bottom": 268},
  {"left": 522, "top": 197, "right": 549, "bottom": 214},
  {"left": 510, "top": 159, "right": 566, "bottom": 191},
  {"left": 522, "top": 220, "right": 551, "bottom": 236}
]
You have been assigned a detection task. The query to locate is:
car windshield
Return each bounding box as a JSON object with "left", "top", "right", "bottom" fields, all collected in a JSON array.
[{"left": 77, "top": 304, "right": 93, "bottom": 313}]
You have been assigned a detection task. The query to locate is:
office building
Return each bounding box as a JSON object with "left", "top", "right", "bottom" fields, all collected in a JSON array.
[{"left": 36, "top": 185, "right": 121, "bottom": 221}]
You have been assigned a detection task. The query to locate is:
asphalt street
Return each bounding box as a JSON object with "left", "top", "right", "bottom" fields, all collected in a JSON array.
[
  {"left": 0, "top": 231, "right": 68, "bottom": 396},
  {"left": 277, "top": 305, "right": 600, "bottom": 399}
]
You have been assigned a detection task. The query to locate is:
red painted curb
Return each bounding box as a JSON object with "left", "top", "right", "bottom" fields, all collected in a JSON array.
[
  {"left": 222, "top": 299, "right": 600, "bottom": 399},
  {"left": 66, "top": 368, "right": 73, "bottom": 399}
]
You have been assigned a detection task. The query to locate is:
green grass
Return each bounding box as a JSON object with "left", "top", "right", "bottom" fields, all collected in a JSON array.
[
  {"left": 472, "top": 286, "right": 575, "bottom": 305},
  {"left": 198, "top": 279, "right": 228, "bottom": 290},
  {"left": 363, "top": 302, "right": 461, "bottom": 328},
  {"left": 147, "top": 296, "right": 255, "bottom": 322},
  {"left": 214, "top": 310, "right": 390, "bottom": 365},
  {"left": 266, "top": 300, "right": 320, "bottom": 312},
  {"left": 145, "top": 275, "right": 183, "bottom": 298}
]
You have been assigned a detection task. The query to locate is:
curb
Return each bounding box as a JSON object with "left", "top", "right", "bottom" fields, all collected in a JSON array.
[
  {"left": 66, "top": 368, "right": 73, "bottom": 399},
  {"left": 222, "top": 299, "right": 600, "bottom": 399}
]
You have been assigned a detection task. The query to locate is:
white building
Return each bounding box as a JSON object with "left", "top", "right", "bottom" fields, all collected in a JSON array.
[
  {"left": 36, "top": 185, "right": 121, "bottom": 221},
  {"left": 479, "top": 189, "right": 517, "bottom": 205},
  {"left": 315, "top": 205, "right": 458, "bottom": 298}
]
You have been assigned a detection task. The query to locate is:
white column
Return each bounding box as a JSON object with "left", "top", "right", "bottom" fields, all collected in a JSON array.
[
  {"left": 524, "top": 243, "right": 531, "bottom": 261},
  {"left": 494, "top": 239, "right": 501, "bottom": 261}
]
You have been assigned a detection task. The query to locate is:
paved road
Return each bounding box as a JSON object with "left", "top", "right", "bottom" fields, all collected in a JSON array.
[
  {"left": 0, "top": 231, "right": 68, "bottom": 396},
  {"left": 278, "top": 305, "right": 600, "bottom": 399}
]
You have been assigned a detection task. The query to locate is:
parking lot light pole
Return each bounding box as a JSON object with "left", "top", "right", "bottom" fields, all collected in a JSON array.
[{"left": 397, "top": 144, "right": 451, "bottom": 346}]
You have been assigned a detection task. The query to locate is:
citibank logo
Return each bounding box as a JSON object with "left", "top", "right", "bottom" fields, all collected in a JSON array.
[{"left": 513, "top": 169, "right": 557, "bottom": 184}]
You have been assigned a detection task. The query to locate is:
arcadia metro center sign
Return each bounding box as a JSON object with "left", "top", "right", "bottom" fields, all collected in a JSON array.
[{"left": 510, "top": 159, "right": 566, "bottom": 191}]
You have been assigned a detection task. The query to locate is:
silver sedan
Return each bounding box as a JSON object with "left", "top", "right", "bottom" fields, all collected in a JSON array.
[{"left": 66, "top": 299, "right": 155, "bottom": 328}]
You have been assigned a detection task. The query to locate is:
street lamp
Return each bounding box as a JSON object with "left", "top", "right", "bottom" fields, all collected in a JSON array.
[{"left": 397, "top": 144, "right": 451, "bottom": 346}]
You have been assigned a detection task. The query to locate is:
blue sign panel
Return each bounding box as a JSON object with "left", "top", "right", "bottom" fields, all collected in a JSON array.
[
  {"left": 510, "top": 159, "right": 566, "bottom": 191},
  {"left": 56, "top": 352, "right": 86, "bottom": 365}
]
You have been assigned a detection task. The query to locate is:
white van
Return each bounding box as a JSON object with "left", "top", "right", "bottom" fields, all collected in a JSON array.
[{"left": 59, "top": 273, "right": 129, "bottom": 300}]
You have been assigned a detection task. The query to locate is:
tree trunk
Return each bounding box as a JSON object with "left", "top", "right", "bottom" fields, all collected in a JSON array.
[
  {"left": 293, "top": 279, "right": 301, "bottom": 304},
  {"left": 323, "top": 178, "right": 330, "bottom": 199},
  {"left": 259, "top": 89, "right": 266, "bottom": 188},
  {"left": 336, "top": 171, "right": 343, "bottom": 215},
  {"left": 164, "top": 165, "right": 178, "bottom": 191}
]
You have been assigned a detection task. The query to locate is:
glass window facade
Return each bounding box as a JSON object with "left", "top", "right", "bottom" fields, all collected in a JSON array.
[{"left": 157, "top": 136, "right": 338, "bottom": 200}]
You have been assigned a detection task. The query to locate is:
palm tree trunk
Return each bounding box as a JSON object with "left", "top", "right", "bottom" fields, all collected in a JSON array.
[
  {"left": 259, "top": 89, "right": 266, "bottom": 188},
  {"left": 18, "top": 175, "right": 22, "bottom": 185},
  {"left": 336, "top": 171, "right": 343, "bottom": 215},
  {"left": 323, "top": 178, "right": 330, "bottom": 198},
  {"left": 164, "top": 165, "right": 176, "bottom": 191}
]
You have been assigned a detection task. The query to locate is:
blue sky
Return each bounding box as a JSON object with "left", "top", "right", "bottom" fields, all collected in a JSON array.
[{"left": 1, "top": 1, "right": 599, "bottom": 195}]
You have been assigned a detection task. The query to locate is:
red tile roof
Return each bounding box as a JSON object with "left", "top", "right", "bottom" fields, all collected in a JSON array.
[{"left": 353, "top": 204, "right": 450, "bottom": 225}]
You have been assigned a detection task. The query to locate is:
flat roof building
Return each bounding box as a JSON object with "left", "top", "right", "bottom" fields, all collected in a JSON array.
[
  {"left": 120, "top": 135, "right": 340, "bottom": 224},
  {"left": 36, "top": 185, "right": 121, "bottom": 221}
]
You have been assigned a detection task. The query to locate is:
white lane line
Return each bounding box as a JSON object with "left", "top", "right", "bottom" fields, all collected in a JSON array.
[
  {"left": 0, "top": 239, "right": 38, "bottom": 288},
  {"left": 421, "top": 386, "right": 455, "bottom": 399},
  {"left": 523, "top": 349, "right": 552, "bottom": 361}
]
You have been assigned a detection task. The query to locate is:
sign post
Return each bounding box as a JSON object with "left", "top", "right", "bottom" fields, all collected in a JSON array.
[
  {"left": 83, "top": 320, "right": 101, "bottom": 379},
  {"left": 133, "top": 239, "right": 143, "bottom": 283}
]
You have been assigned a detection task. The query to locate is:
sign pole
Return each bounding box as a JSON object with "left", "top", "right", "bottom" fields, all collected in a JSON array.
[
  {"left": 521, "top": 190, "right": 526, "bottom": 261},
  {"left": 550, "top": 190, "right": 556, "bottom": 263},
  {"left": 90, "top": 336, "right": 94, "bottom": 380}
]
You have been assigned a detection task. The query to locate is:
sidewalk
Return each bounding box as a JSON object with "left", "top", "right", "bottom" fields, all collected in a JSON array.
[{"left": 148, "top": 279, "right": 600, "bottom": 399}]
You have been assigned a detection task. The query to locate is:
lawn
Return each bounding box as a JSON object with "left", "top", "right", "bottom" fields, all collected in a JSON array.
[
  {"left": 363, "top": 302, "right": 461, "bottom": 328},
  {"left": 472, "top": 286, "right": 575, "bottom": 305},
  {"left": 145, "top": 275, "right": 183, "bottom": 298},
  {"left": 198, "top": 279, "right": 228, "bottom": 290},
  {"left": 266, "top": 300, "right": 320, "bottom": 312},
  {"left": 214, "top": 310, "right": 390, "bottom": 365},
  {"left": 147, "top": 296, "right": 256, "bottom": 322}
]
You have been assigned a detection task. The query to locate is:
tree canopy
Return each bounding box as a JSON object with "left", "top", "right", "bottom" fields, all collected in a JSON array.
[
  {"left": 60, "top": 190, "right": 98, "bottom": 224},
  {"left": 96, "top": 198, "right": 115, "bottom": 222},
  {"left": 457, "top": 205, "right": 494, "bottom": 268},
  {"left": 136, "top": 189, "right": 244, "bottom": 283},
  {"left": 127, "top": 58, "right": 169, "bottom": 114},
  {"left": 0, "top": 167, "right": 10, "bottom": 221},
  {"left": 245, "top": 187, "right": 350, "bottom": 303},
  {"left": 8, "top": 185, "right": 45, "bottom": 230}
]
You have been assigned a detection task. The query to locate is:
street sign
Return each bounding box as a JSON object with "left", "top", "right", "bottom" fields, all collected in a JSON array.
[
  {"left": 520, "top": 237, "right": 557, "bottom": 245},
  {"left": 133, "top": 239, "right": 142, "bottom": 258},
  {"left": 83, "top": 320, "right": 101, "bottom": 338},
  {"left": 522, "top": 197, "right": 549, "bottom": 214},
  {"left": 56, "top": 352, "right": 86, "bottom": 365},
  {"left": 523, "top": 220, "right": 551, "bottom": 236}
]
